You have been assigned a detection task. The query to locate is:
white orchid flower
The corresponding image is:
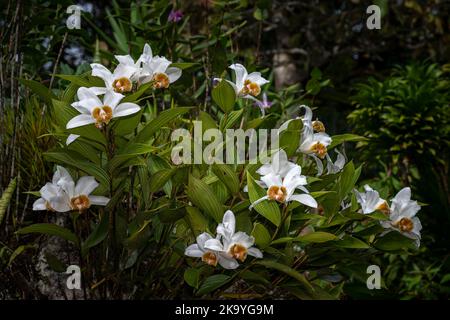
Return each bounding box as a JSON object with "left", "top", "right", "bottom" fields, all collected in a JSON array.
[
  {"left": 140, "top": 56, "right": 182, "bottom": 89},
  {"left": 204, "top": 211, "right": 263, "bottom": 265},
  {"left": 381, "top": 187, "right": 422, "bottom": 246},
  {"left": 354, "top": 185, "right": 390, "bottom": 214},
  {"left": 32, "top": 166, "right": 73, "bottom": 212},
  {"left": 298, "top": 105, "right": 332, "bottom": 160},
  {"left": 59, "top": 174, "right": 109, "bottom": 212},
  {"left": 91, "top": 62, "right": 138, "bottom": 94},
  {"left": 326, "top": 149, "right": 346, "bottom": 174},
  {"left": 218, "top": 63, "right": 269, "bottom": 99},
  {"left": 66, "top": 134, "right": 80, "bottom": 146},
  {"left": 67, "top": 87, "right": 140, "bottom": 129},
  {"left": 184, "top": 232, "right": 238, "bottom": 269},
  {"left": 250, "top": 166, "right": 318, "bottom": 209},
  {"left": 91, "top": 43, "right": 154, "bottom": 94},
  {"left": 256, "top": 149, "right": 300, "bottom": 181},
  {"left": 299, "top": 130, "right": 332, "bottom": 160}
]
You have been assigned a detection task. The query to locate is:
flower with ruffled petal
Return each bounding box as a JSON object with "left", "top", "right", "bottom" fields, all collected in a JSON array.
[
  {"left": 59, "top": 175, "right": 109, "bottom": 212},
  {"left": 256, "top": 149, "right": 300, "bottom": 182},
  {"left": 380, "top": 187, "right": 422, "bottom": 246},
  {"left": 225, "top": 63, "right": 269, "bottom": 98},
  {"left": 140, "top": 56, "right": 182, "bottom": 89},
  {"left": 168, "top": 9, "right": 183, "bottom": 23},
  {"left": 326, "top": 149, "right": 346, "bottom": 174},
  {"left": 250, "top": 166, "right": 318, "bottom": 209},
  {"left": 354, "top": 185, "right": 390, "bottom": 214},
  {"left": 67, "top": 87, "right": 140, "bottom": 129},
  {"left": 253, "top": 92, "right": 272, "bottom": 116},
  {"left": 185, "top": 232, "right": 238, "bottom": 269},
  {"left": 299, "top": 130, "right": 332, "bottom": 160},
  {"left": 204, "top": 211, "right": 263, "bottom": 264},
  {"left": 32, "top": 166, "right": 72, "bottom": 212}
]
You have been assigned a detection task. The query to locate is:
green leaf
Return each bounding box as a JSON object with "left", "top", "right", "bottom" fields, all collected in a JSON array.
[
  {"left": 8, "top": 245, "right": 34, "bottom": 267},
  {"left": 149, "top": 168, "right": 176, "bottom": 193},
  {"left": 311, "top": 67, "right": 322, "bottom": 80},
  {"left": 297, "top": 231, "right": 337, "bottom": 243},
  {"left": 337, "top": 161, "right": 356, "bottom": 200},
  {"left": 123, "top": 220, "right": 151, "bottom": 249},
  {"left": 16, "top": 223, "right": 78, "bottom": 245},
  {"left": 220, "top": 109, "right": 244, "bottom": 131},
  {"left": 184, "top": 267, "right": 201, "bottom": 289},
  {"left": 187, "top": 175, "right": 224, "bottom": 223},
  {"left": 257, "top": 260, "right": 313, "bottom": 292},
  {"left": 279, "top": 119, "right": 303, "bottom": 156},
  {"left": 212, "top": 80, "right": 236, "bottom": 113},
  {"left": 158, "top": 206, "right": 186, "bottom": 223},
  {"left": 198, "top": 111, "right": 218, "bottom": 132},
  {"left": 114, "top": 110, "right": 143, "bottom": 136},
  {"left": 373, "top": 231, "right": 417, "bottom": 251},
  {"left": 170, "top": 62, "right": 200, "bottom": 70},
  {"left": 134, "top": 107, "right": 191, "bottom": 143},
  {"left": 185, "top": 206, "right": 209, "bottom": 236},
  {"left": 0, "top": 178, "right": 16, "bottom": 225},
  {"left": 20, "top": 79, "right": 57, "bottom": 104},
  {"left": 122, "top": 82, "right": 153, "bottom": 103},
  {"left": 196, "top": 274, "right": 231, "bottom": 296},
  {"left": 54, "top": 74, "right": 103, "bottom": 88},
  {"left": 44, "top": 151, "right": 110, "bottom": 187},
  {"left": 81, "top": 212, "right": 110, "bottom": 257},
  {"left": 45, "top": 252, "right": 66, "bottom": 272},
  {"left": 329, "top": 134, "right": 368, "bottom": 149},
  {"left": 109, "top": 143, "right": 156, "bottom": 173},
  {"left": 247, "top": 172, "right": 281, "bottom": 226},
  {"left": 334, "top": 236, "right": 369, "bottom": 249},
  {"left": 148, "top": 155, "right": 173, "bottom": 196},
  {"left": 212, "top": 164, "right": 240, "bottom": 194},
  {"left": 251, "top": 223, "right": 271, "bottom": 248}
]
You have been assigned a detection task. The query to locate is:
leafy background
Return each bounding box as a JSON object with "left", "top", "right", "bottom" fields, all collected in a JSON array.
[{"left": 0, "top": 0, "right": 449, "bottom": 299}]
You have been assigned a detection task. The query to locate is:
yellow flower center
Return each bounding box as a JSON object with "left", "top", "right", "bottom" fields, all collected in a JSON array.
[
  {"left": 312, "top": 120, "right": 325, "bottom": 133},
  {"left": 112, "top": 77, "right": 132, "bottom": 93},
  {"left": 92, "top": 105, "right": 113, "bottom": 128},
  {"left": 229, "top": 244, "right": 248, "bottom": 262},
  {"left": 152, "top": 73, "right": 170, "bottom": 89},
  {"left": 394, "top": 217, "right": 414, "bottom": 233},
  {"left": 113, "top": 77, "right": 133, "bottom": 93},
  {"left": 311, "top": 142, "right": 327, "bottom": 159},
  {"left": 45, "top": 201, "right": 55, "bottom": 212},
  {"left": 70, "top": 195, "right": 91, "bottom": 212},
  {"left": 241, "top": 79, "right": 261, "bottom": 97},
  {"left": 267, "top": 185, "right": 288, "bottom": 203},
  {"left": 201, "top": 251, "right": 218, "bottom": 267},
  {"left": 376, "top": 201, "right": 390, "bottom": 215}
]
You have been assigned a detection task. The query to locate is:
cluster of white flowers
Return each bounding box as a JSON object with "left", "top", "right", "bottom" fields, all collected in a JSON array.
[
  {"left": 185, "top": 210, "right": 262, "bottom": 269},
  {"left": 249, "top": 149, "right": 318, "bottom": 209},
  {"left": 33, "top": 166, "right": 109, "bottom": 213},
  {"left": 91, "top": 43, "right": 182, "bottom": 94},
  {"left": 66, "top": 43, "right": 182, "bottom": 144},
  {"left": 356, "top": 186, "right": 422, "bottom": 246},
  {"left": 279, "top": 105, "right": 345, "bottom": 176}
]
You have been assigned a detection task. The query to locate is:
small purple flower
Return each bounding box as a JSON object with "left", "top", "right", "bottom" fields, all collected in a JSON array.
[
  {"left": 254, "top": 92, "right": 272, "bottom": 116},
  {"left": 168, "top": 10, "right": 183, "bottom": 23}
]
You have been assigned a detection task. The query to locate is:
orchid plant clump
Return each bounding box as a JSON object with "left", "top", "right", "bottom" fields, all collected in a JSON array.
[{"left": 24, "top": 41, "right": 423, "bottom": 299}]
